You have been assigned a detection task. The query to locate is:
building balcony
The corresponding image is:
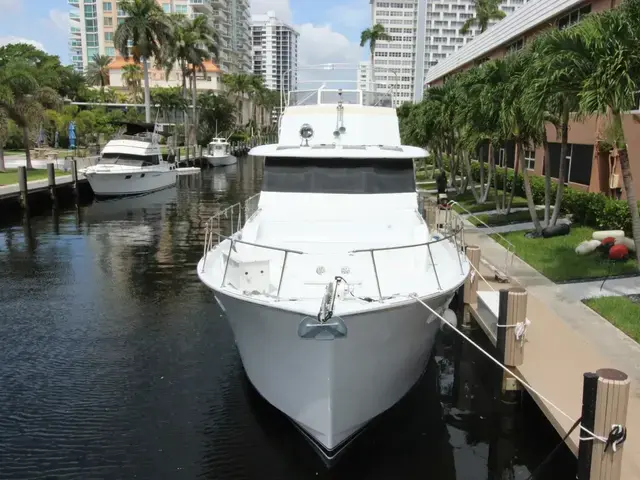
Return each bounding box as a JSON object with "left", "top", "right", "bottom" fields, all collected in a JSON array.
[
  {"left": 189, "top": 0, "right": 212, "bottom": 13},
  {"left": 70, "top": 26, "right": 82, "bottom": 36},
  {"left": 69, "top": 12, "right": 80, "bottom": 22},
  {"left": 68, "top": 0, "right": 79, "bottom": 6}
]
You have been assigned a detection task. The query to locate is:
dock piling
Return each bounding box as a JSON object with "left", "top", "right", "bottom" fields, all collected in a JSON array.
[
  {"left": 18, "top": 166, "right": 28, "bottom": 210},
  {"left": 577, "top": 369, "right": 630, "bottom": 480},
  {"left": 463, "top": 245, "right": 481, "bottom": 327},
  {"left": 47, "top": 163, "right": 57, "bottom": 203},
  {"left": 496, "top": 288, "right": 528, "bottom": 401},
  {"left": 70, "top": 159, "right": 79, "bottom": 196}
]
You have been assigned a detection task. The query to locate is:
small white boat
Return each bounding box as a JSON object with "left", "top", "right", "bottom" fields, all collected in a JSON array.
[
  {"left": 197, "top": 68, "right": 470, "bottom": 464},
  {"left": 204, "top": 138, "right": 237, "bottom": 167},
  {"left": 81, "top": 122, "right": 177, "bottom": 197}
]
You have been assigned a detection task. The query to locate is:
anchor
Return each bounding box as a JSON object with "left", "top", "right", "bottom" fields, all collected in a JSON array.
[{"left": 298, "top": 277, "right": 348, "bottom": 340}]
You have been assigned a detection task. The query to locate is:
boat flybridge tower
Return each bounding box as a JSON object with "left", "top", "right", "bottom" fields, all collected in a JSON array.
[{"left": 251, "top": 63, "right": 427, "bottom": 159}]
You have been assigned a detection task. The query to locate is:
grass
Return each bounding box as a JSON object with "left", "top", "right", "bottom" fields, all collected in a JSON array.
[
  {"left": 451, "top": 189, "right": 529, "bottom": 214},
  {"left": 469, "top": 209, "right": 537, "bottom": 227},
  {"left": 0, "top": 168, "right": 68, "bottom": 186},
  {"left": 584, "top": 296, "right": 640, "bottom": 343},
  {"left": 491, "top": 226, "right": 639, "bottom": 282}
]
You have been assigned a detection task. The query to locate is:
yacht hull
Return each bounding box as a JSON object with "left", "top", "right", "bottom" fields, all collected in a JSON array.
[
  {"left": 85, "top": 170, "right": 177, "bottom": 197},
  {"left": 213, "top": 289, "right": 454, "bottom": 461},
  {"left": 205, "top": 154, "right": 237, "bottom": 167}
]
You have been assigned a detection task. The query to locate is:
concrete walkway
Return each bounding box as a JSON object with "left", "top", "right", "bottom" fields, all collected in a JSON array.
[
  {"left": 560, "top": 276, "right": 640, "bottom": 301},
  {"left": 463, "top": 216, "right": 571, "bottom": 234},
  {"left": 466, "top": 225, "right": 640, "bottom": 478}
]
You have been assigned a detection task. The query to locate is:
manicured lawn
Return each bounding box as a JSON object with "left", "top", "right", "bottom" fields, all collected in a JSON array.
[
  {"left": 0, "top": 169, "right": 68, "bottom": 186},
  {"left": 584, "top": 296, "right": 640, "bottom": 343},
  {"left": 491, "top": 226, "right": 639, "bottom": 282},
  {"left": 451, "top": 189, "right": 528, "bottom": 214}
]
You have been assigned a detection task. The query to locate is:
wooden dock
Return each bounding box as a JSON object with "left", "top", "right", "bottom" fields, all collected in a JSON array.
[
  {"left": 0, "top": 174, "right": 88, "bottom": 201},
  {"left": 463, "top": 237, "right": 640, "bottom": 479}
]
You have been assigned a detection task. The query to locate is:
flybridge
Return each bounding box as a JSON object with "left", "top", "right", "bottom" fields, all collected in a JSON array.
[{"left": 286, "top": 88, "right": 393, "bottom": 107}]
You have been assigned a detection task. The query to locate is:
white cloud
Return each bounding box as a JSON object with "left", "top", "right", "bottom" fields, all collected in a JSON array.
[
  {"left": 327, "top": 4, "right": 370, "bottom": 30},
  {"left": 251, "top": 0, "right": 292, "bottom": 23},
  {"left": 47, "top": 9, "right": 71, "bottom": 34},
  {"left": 0, "top": 36, "right": 46, "bottom": 51}
]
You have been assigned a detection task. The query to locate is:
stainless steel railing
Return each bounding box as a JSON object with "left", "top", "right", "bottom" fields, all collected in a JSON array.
[{"left": 201, "top": 195, "right": 468, "bottom": 302}]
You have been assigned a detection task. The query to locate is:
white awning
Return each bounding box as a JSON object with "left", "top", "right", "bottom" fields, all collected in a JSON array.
[{"left": 249, "top": 144, "right": 428, "bottom": 159}]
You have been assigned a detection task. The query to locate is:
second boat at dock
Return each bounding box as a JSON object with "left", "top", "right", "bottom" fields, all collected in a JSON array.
[{"left": 81, "top": 122, "right": 178, "bottom": 197}]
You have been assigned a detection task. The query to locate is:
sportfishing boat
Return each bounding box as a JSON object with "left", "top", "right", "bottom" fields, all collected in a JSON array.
[
  {"left": 81, "top": 122, "right": 177, "bottom": 197},
  {"left": 204, "top": 137, "right": 237, "bottom": 167},
  {"left": 196, "top": 69, "right": 470, "bottom": 464}
]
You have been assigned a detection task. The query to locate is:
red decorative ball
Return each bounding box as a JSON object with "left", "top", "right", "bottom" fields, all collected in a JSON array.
[
  {"left": 609, "top": 244, "right": 629, "bottom": 260},
  {"left": 602, "top": 236, "right": 616, "bottom": 246}
]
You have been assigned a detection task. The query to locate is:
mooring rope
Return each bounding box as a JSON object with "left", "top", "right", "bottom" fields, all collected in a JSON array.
[{"left": 408, "top": 293, "right": 615, "bottom": 444}]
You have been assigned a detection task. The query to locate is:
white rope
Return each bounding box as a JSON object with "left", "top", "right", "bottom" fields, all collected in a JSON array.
[
  {"left": 468, "top": 260, "right": 497, "bottom": 292},
  {"left": 409, "top": 293, "right": 606, "bottom": 443},
  {"left": 496, "top": 319, "right": 531, "bottom": 345}
]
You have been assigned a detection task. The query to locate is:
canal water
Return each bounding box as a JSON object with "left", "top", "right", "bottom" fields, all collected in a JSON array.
[{"left": 0, "top": 157, "right": 576, "bottom": 479}]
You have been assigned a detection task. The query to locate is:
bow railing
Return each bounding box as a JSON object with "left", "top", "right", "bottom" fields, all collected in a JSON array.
[{"left": 202, "top": 194, "right": 468, "bottom": 300}]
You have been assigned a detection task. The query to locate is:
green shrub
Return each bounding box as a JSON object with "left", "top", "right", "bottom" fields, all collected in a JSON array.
[{"left": 467, "top": 160, "right": 636, "bottom": 236}]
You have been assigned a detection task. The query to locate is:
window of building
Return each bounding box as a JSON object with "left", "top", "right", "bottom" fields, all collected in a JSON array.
[
  {"left": 105, "top": 47, "right": 116, "bottom": 57},
  {"left": 87, "top": 47, "right": 99, "bottom": 59},
  {"left": 507, "top": 37, "right": 524, "bottom": 53},
  {"left": 104, "top": 16, "right": 113, "bottom": 26},
  {"left": 162, "top": 3, "right": 170, "bottom": 12},
  {"left": 104, "top": 32, "right": 113, "bottom": 41},
  {"left": 524, "top": 149, "right": 536, "bottom": 170},
  {"left": 557, "top": 4, "right": 592, "bottom": 30},
  {"left": 103, "top": 2, "right": 112, "bottom": 12},
  {"left": 175, "top": 4, "right": 187, "bottom": 14}
]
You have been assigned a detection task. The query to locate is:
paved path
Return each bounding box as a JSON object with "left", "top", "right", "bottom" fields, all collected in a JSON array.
[
  {"left": 462, "top": 216, "right": 571, "bottom": 234},
  {"left": 465, "top": 224, "right": 640, "bottom": 478},
  {"left": 560, "top": 276, "right": 640, "bottom": 301}
]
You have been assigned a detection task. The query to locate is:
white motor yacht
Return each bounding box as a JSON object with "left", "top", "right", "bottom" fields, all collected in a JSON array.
[
  {"left": 197, "top": 71, "right": 470, "bottom": 464},
  {"left": 204, "top": 138, "right": 237, "bottom": 167},
  {"left": 81, "top": 122, "right": 177, "bottom": 197}
]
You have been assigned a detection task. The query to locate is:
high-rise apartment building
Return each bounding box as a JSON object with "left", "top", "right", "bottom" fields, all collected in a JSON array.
[
  {"left": 251, "top": 11, "right": 299, "bottom": 93},
  {"left": 68, "top": 0, "right": 252, "bottom": 74},
  {"left": 368, "top": 0, "right": 528, "bottom": 107}
]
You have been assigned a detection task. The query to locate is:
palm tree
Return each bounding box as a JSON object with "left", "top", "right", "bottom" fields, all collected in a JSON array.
[
  {"left": 549, "top": 4, "right": 640, "bottom": 263},
  {"left": 222, "top": 73, "right": 252, "bottom": 125},
  {"left": 162, "top": 14, "right": 218, "bottom": 143},
  {"left": 460, "top": 0, "right": 506, "bottom": 35},
  {"left": 86, "top": 54, "right": 112, "bottom": 96},
  {"left": 0, "top": 63, "right": 60, "bottom": 169},
  {"left": 248, "top": 74, "right": 266, "bottom": 134},
  {"left": 360, "top": 24, "right": 391, "bottom": 94},
  {"left": 114, "top": 0, "right": 172, "bottom": 122},
  {"left": 121, "top": 63, "right": 143, "bottom": 102}
]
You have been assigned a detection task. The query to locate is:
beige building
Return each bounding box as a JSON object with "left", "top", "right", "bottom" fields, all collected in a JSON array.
[
  {"left": 69, "top": 0, "right": 252, "bottom": 75},
  {"left": 425, "top": 0, "right": 640, "bottom": 199}
]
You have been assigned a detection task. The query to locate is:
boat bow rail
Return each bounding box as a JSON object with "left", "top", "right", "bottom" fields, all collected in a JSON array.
[{"left": 201, "top": 198, "right": 468, "bottom": 301}]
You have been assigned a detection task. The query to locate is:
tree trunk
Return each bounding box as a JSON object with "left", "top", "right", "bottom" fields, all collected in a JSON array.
[
  {"left": 505, "top": 153, "right": 517, "bottom": 214},
  {"left": 370, "top": 46, "right": 376, "bottom": 94},
  {"left": 550, "top": 107, "right": 569, "bottom": 225},
  {"left": 618, "top": 147, "right": 640, "bottom": 266},
  {"left": 481, "top": 143, "right": 493, "bottom": 203},
  {"left": 191, "top": 70, "right": 198, "bottom": 146},
  {"left": 543, "top": 138, "right": 552, "bottom": 227},
  {"left": 463, "top": 151, "right": 480, "bottom": 202},
  {"left": 518, "top": 142, "right": 542, "bottom": 233},
  {"left": 23, "top": 125, "right": 33, "bottom": 170},
  {"left": 479, "top": 145, "right": 486, "bottom": 201},
  {"left": 142, "top": 57, "right": 152, "bottom": 123},
  {"left": 0, "top": 145, "right": 5, "bottom": 172}
]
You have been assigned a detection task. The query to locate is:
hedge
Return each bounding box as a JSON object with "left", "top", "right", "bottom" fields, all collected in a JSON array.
[{"left": 468, "top": 161, "right": 636, "bottom": 235}]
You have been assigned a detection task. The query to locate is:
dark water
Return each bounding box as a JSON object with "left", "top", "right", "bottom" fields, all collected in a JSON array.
[{"left": 0, "top": 157, "right": 575, "bottom": 479}]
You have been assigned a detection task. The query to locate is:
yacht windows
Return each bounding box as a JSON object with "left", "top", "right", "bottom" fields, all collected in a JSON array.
[
  {"left": 99, "top": 152, "right": 160, "bottom": 166},
  {"left": 262, "top": 157, "right": 416, "bottom": 194}
]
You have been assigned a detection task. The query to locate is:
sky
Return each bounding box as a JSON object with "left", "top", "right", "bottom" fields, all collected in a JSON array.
[{"left": 0, "top": 0, "right": 371, "bottom": 83}]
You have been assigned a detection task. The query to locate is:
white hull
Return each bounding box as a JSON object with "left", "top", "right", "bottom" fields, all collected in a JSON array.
[
  {"left": 85, "top": 169, "right": 177, "bottom": 197},
  {"left": 205, "top": 154, "right": 237, "bottom": 167},
  {"left": 210, "top": 284, "right": 453, "bottom": 457}
]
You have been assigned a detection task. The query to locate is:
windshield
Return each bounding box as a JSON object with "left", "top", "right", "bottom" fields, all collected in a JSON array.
[
  {"left": 262, "top": 157, "right": 416, "bottom": 194},
  {"left": 99, "top": 152, "right": 159, "bottom": 166}
]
